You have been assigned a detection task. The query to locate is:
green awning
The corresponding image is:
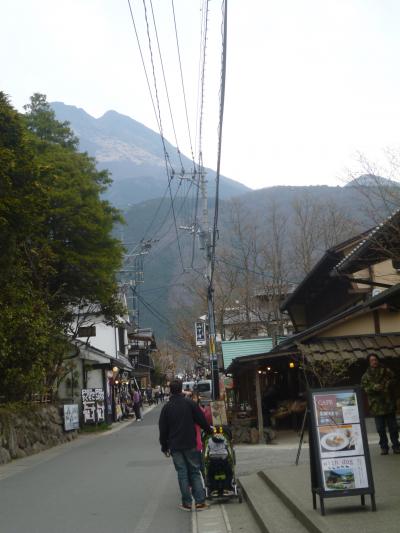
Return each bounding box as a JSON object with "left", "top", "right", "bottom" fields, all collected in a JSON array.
[{"left": 221, "top": 337, "right": 282, "bottom": 370}]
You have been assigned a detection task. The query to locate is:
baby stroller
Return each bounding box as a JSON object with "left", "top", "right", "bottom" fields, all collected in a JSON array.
[{"left": 203, "top": 426, "right": 242, "bottom": 502}]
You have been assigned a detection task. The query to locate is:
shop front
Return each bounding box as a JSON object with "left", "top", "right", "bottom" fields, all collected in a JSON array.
[{"left": 222, "top": 338, "right": 307, "bottom": 443}]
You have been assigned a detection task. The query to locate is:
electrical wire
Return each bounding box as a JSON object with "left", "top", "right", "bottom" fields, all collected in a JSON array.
[
  {"left": 171, "top": 0, "right": 197, "bottom": 169},
  {"left": 210, "top": 0, "right": 228, "bottom": 286},
  {"left": 132, "top": 0, "right": 186, "bottom": 272},
  {"left": 127, "top": 0, "right": 161, "bottom": 133},
  {"left": 136, "top": 292, "right": 175, "bottom": 327},
  {"left": 196, "top": 0, "right": 209, "bottom": 167},
  {"left": 149, "top": 0, "right": 185, "bottom": 175}
]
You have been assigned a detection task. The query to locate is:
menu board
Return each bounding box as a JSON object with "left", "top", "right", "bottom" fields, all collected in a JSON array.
[{"left": 308, "top": 387, "right": 376, "bottom": 515}]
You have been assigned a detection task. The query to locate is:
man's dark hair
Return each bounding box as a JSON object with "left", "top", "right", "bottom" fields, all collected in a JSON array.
[
  {"left": 170, "top": 379, "right": 183, "bottom": 395},
  {"left": 366, "top": 353, "right": 381, "bottom": 364}
]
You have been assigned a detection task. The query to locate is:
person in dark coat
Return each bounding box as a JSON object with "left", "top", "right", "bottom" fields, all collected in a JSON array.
[
  {"left": 159, "top": 379, "right": 212, "bottom": 511},
  {"left": 262, "top": 383, "right": 279, "bottom": 427},
  {"left": 361, "top": 353, "right": 400, "bottom": 455}
]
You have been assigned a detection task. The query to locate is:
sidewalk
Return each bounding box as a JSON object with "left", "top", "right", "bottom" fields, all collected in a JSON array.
[{"left": 237, "top": 419, "right": 398, "bottom": 533}]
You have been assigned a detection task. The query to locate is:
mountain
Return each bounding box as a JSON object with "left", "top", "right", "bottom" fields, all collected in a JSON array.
[
  {"left": 50, "top": 102, "right": 395, "bottom": 342},
  {"left": 120, "top": 183, "right": 384, "bottom": 340},
  {"left": 51, "top": 102, "right": 250, "bottom": 207}
]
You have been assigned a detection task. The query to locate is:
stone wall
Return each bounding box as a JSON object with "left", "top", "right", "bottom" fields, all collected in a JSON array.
[
  {"left": 231, "top": 418, "right": 276, "bottom": 444},
  {"left": 0, "top": 404, "right": 78, "bottom": 465}
]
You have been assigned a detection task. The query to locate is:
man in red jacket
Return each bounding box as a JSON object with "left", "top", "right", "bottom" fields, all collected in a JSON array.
[{"left": 159, "top": 379, "right": 211, "bottom": 511}]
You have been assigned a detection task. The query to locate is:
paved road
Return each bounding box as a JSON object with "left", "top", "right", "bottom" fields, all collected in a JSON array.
[{"left": 0, "top": 406, "right": 259, "bottom": 533}]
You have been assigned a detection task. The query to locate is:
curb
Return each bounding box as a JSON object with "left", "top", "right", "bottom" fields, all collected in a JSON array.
[
  {"left": 237, "top": 478, "right": 269, "bottom": 533},
  {"left": 257, "top": 470, "right": 329, "bottom": 533}
]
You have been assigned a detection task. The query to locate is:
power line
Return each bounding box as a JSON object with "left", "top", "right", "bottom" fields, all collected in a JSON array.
[
  {"left": 140, "top": 183, "right": 171, "bottom": 242},
  {"left": 141, "top": 0, "right": 187, "bottom": 272},
  {"left": 210, "top": 0, "right": 228, "bottom": 286},
  {"left": 149, "top": 0, "right": 185, "bottom": 175},
  {"left": 127, "top": 0, "right": 161, "bottom": 133},
  {"left": 196, "top": 0, "right": 210, "bottom": 166},
  {"left": 171, "top": 0, "right": 196, "bottom": 168},
  {"left": 136, "top": 292, "right": 175, "bottom": 327}
]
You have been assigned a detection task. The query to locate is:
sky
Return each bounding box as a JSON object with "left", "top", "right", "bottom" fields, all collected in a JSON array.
[{"left": 2, "top": 0, "right": 400, "bottom": 190}]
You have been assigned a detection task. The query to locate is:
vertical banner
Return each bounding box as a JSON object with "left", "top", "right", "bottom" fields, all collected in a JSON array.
[
  {"left": 308, "top": 387, "right": 376, "bottom": 515},
  {"left": 81, "top": 388, "right": 105, "bottom": 424}
]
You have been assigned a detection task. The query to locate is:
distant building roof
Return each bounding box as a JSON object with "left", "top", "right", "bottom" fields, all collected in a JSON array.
[
  {"left": 333, "top": 208, "right": 400, "bottom": 274},
  {"left": 221, "top": 337, "right": 282, "bottom": 370}
]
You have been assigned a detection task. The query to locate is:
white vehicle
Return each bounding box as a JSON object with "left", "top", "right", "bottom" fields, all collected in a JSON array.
[
  {"left": 182, "top": 381, "right": 195, "bottom": 395},
  {"left": 194, "top": 380, "right": 212, "bottom": 400}
]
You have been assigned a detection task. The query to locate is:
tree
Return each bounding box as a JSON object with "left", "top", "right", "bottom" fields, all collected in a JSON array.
[
  {"left": 23, "top": 93, "right": 78, "bottom": 149},
  {"left": 0, "top": 93, "right": 125, "bottom": 400}
]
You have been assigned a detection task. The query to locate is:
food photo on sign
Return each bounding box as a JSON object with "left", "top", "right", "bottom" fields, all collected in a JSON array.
[{"left": 318, "top": 424, "right": 364, "bottom": 458}]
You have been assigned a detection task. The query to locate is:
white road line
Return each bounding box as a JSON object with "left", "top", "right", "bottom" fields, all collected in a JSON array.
[
  {"left": 192, "top": 507, "right": 198, "bottom": 533},
  {"left": 220, "top": 505, "right": 233, "bottom": 533},
  {"left": 195, "top": 504, "right": 231, "bottom": 533}
]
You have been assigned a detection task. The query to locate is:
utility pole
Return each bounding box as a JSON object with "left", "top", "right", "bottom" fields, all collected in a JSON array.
[
  {"left": 198, "top": 158, "right": 220, "bottom": 401},
  {"left": 119, "top": 239, "right": 156, "bottom": 328}
]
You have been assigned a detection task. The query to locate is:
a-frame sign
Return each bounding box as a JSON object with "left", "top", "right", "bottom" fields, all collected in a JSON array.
[{"left": 308, "top": 386, "right": 376, "bottom": 515}]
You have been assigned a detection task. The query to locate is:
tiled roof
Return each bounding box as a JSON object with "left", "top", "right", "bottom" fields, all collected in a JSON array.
[{"left": 298, "top": 334, "right": 400, "bottom": 361}]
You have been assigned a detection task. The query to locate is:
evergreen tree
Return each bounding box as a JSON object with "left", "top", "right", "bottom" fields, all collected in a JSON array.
[{"left": 0, "top": 92, "right": 125, "bottom": 400}]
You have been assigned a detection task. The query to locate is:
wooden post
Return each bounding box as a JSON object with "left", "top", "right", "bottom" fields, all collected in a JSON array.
[{"left": 255, "top": 368, "right": 264, "bottom": 444}]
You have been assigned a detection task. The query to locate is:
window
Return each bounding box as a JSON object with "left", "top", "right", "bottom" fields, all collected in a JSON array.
[{"left": 77, "top": 326, "right": 96, "bottom": 337}]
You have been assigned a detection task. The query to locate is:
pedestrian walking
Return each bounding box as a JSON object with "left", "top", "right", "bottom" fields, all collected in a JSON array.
[
  {"left": 159, "top": 379, "right": 212, "bottom": 511},
  {"left": 154, "top": 386, "right": 160, "bottom": 405},
  {"left": 146, "top": 385, "right": 153, "bottom": 405},
  {"left": 132, "top": 386, "right": 142, "bottom": 421},
  {"left": 164, "top": 384, "right": 170, "bottom": 401},
  {"left": 361, "top": 353, "right": 400, "bottom": 455}
]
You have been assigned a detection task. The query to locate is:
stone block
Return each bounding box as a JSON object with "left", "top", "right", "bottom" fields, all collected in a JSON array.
[
  {"left": 0, "top": 447, "right": 11, "bottom": 464},
  {"left": 250, "top": 427, "right": 259, "bottom": 444}
]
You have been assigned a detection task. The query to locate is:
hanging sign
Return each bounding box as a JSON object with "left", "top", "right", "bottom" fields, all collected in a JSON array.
[
  {"left": 195, "top": 321, "right": 207, "bottom": 346},
  {"left": 308, "top": 386, "right": 376, "bottom": 515}
]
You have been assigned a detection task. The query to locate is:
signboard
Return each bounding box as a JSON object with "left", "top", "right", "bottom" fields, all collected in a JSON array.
[
  {"left": 210, "top": 400, "right": 228, "bottom": 426},
  {"left": 195, "top": 321, "right": 207, "bottom": 346},
  {"left": 63, "top": 404, "right": 79, "bottom": 431},
  {"left": 81, "top": 388, "right": 105, "bottom": 424},
  {"left": 308, "top": 387, "right": 376, "bottom": 515}
]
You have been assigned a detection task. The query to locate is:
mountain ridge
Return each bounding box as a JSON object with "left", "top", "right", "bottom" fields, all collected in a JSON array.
[{"left": 51, "top": 102, "right": 250, "bottom": 207}]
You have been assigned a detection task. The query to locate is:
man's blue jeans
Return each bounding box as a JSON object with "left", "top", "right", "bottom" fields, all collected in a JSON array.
[
  {"left": 171, "top": 449, "right": 205, "bottom": 506},
  {"left": 374, "top": 413, "right": 400, "bottom": 450}
]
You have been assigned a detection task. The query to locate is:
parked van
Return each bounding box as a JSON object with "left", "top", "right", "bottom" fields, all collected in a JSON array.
[{"left": 194, "top": 380, "right": 212, "bottom": 400}]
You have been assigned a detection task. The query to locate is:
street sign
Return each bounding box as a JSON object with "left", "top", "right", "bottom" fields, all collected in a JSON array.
[{"left": 195, "top": 321, "right": 207, "bottom": 346}]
